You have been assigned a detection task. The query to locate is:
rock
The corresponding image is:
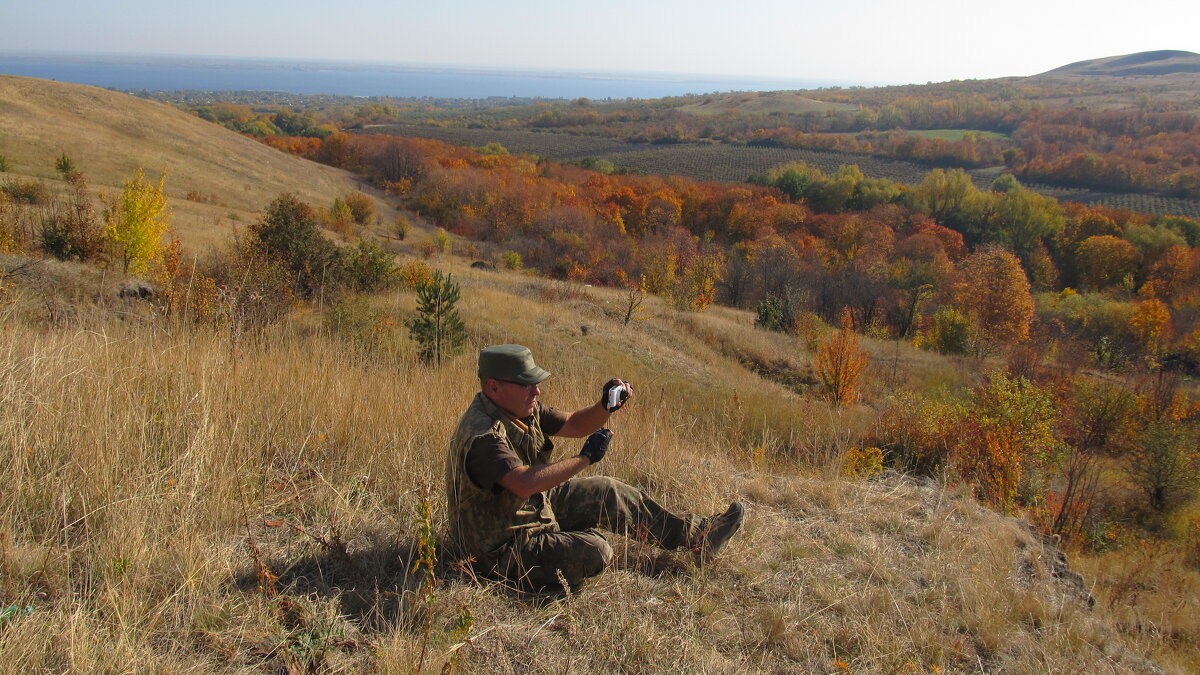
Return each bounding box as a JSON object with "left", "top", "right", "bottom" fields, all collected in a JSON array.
[{"left": 118, "top": 280, "right": 154, "bottom": 300}]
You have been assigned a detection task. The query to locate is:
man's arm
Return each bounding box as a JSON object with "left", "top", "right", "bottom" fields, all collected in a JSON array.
[
  {"left": 554, "top": 378, "right": 632, "bottom": 438},
  {"left": 498, "top": 455, "right": 592, "bottom": 499},
  {"left": 556, "top": 403, "right": 611, "bottom": 438}
]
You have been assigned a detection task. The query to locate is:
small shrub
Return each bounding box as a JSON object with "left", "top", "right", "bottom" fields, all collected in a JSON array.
[
  {"left": 327, "top": 197, "right": 354, "bottom": 233},
  {"left": 953, "top": 372, "right": 1063, "bottom": 512},
  {"left": 1127, "top": 420, "right": 1199, "bottom": 513},
  {"left": 152, "top": 239, "right": 220, "bottom": 325},
  {"left": 434, "top": 227, "right": 451, "bottom": 254},
  {"left": 869, "top": 391, "right": 963, "bottom": 476},
  {"left": 814, "top": 309, "right": 869, "bottom": 407},
  {"left": 843, "top": 446, "right": 884, "bottom": 478},
  {"left": 325, "top": 295, "right": 395, "bottom": 355},
  {"left": 39, "top": 181, "right": 106, "bottom": 263},
  {"left": 341, "top": 240, "right": 396, "bottom": 293},
  {"left": 0, "top": 153, "right": 9, "bottom": 172},
  {"left": 395, "top": 215, "right": 412, "bottom": 240},
  {"left": 924, "top": 305, "right": 973, "bottom": 355},
  {"left": 755, "top": 292, "right": 796, "bottom": 333},
  {"left": 207, "top": 240, "right": 296, "bottom": 330},
  {"left": 343, "top": 191, "right": 376, "bottom": 225},
  {"left": 1, "top": 178, "right": 51, "bottom": 205},
  {"left": 398, "top": 260, "right": 434, "bottom": 290},
  {"left": 501, "top": 250, "right": 523, "bottom": 271}
]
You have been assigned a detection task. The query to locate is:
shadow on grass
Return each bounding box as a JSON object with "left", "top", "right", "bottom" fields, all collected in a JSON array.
[
  {"left": 232, "top": 535, "right": 452, "bottom": 631},
  {"left": 232, "top": 532, "right": 695, "bottom": 626}
]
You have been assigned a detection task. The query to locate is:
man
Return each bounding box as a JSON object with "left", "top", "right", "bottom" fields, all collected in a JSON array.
[{"left": 446, "top": 344, "right": 744, "bottom": 591}]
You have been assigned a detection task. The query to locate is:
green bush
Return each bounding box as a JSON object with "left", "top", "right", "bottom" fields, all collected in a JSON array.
[
  {"left": 925, "top": 306, "right": 972, "bottom": 355},
  {"left": 1127, "top": 421, "right": 1199, "bottom": 513},
  {"left": 341, "top": 240, "right": 396, "bottom": 293},
  {"left": 754, "top": 292, "right": 797, "bottom": 333},
  {"left": 251, "top": 194, "right": 340, "bottom": 299},
  {"left": 501, "top": 250, "right": 523, "bottom": 271},
  {"left": 325, "top": 295, "right": 395, "bottom": 355}
]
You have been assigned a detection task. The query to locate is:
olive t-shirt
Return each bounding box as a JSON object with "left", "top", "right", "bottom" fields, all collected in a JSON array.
[{"left": 464, "top": 404, "right": 568, "bottom": 493}]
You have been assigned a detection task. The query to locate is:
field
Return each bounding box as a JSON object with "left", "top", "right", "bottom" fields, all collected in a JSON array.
[
  {"left": 907, "top": 129, "right": 1009, "bottom": 141},
  {"left": 355, "top": 125, "right": 1200, "bottom": 218},
  {"left": 355, "top": 124, "right": 644, "bottom": 159}
]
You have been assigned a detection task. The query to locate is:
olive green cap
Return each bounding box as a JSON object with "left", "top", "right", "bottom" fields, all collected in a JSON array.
[{"left": 478, "top": 344, "right": 550, "bottom": 385}]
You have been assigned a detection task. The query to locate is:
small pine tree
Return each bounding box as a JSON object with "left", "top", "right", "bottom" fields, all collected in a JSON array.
[
  {"left": 54, "top": 153, "right": 81, "bottom": 183},
  {"left": 406, "top": 270, "right": 466, "bottom": 365}
]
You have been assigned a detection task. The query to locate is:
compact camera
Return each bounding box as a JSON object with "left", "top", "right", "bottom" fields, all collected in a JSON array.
[{"left": 606, "top": 383, "right": 627, "bottom": 410}]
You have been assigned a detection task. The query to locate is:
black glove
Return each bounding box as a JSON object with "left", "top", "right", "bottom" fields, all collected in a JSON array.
[
  {"left": 579, "top": 428, "right": 613, "bottom": 465},
  {"left": 601, "top": 378, "right": 632, "bottom": 412}
]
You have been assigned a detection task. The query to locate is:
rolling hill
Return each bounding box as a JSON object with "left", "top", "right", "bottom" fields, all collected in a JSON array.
[
  {"left": 0, "top": 75, "right": 391, "bottom": 250},
  {"left": 1038, "top": 49, "right": 1200, "bottom": 77}
]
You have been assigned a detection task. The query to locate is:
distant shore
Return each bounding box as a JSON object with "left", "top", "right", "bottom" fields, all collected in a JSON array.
[{"left": 0, "top": 52, "right": 870, "bottom": 99}]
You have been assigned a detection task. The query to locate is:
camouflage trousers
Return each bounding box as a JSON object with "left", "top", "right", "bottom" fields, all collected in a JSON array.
[{"left": 495, "top": 476, "right": 701, "bottom": 591}]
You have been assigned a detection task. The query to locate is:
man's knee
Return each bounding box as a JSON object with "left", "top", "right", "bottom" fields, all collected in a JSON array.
[
  {"left": 504, "top": 530, "right": 613, "bottom": 590},
  {"left": 561, "top": 534, "right": 612, "bottom": 588}
]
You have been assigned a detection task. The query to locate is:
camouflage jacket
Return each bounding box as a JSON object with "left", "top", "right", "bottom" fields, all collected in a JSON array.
[{"left": 445, "top": 393, "right": 559, "bottom": 564}]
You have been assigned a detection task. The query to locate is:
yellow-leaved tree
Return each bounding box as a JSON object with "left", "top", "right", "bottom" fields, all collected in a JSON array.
[{"left": 105, "top": 169, "right": 169, "bottom": 274}]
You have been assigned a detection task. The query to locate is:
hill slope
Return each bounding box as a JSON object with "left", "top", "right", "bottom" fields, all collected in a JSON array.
[
  {"left": 0, "top": 75, "right": 385, "bottom": 249},
  {"left": 1, "top": 253, "right": 1191, "bottom": 672},
  {"left": 1039, "top": 50, "right": 1200, "bottom": 77}
]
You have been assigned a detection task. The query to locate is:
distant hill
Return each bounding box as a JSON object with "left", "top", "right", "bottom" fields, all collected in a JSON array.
[
  {"left": 1036, "top": 49, "right": 1200, "bottom": 77},
  {"left": 0, "top": 76, "right": 387, "bottom": 250}
]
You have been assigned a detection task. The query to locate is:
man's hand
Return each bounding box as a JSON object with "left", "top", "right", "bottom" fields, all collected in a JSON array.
[
  {"left": 601, "top": 378, "right": 633, "bottom": 412},
  {"left": 579, "top": 428, "right": 613, "bottom": 464}
]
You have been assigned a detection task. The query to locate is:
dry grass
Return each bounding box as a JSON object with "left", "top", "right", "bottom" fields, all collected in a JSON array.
[
  {"left": 0, "top": 258, "right": 1183, "bottom": 673},
  {"left": 0, "top": 76, "right": 398, "bottom": 251}
]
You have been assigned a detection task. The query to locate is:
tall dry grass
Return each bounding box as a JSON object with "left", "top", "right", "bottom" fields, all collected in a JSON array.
[{"left": 0, "top": 265, "right": 1184, "bottom": 673}]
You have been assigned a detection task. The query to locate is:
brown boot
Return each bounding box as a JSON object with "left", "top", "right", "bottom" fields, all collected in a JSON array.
[{"left": 694, "top": 501, "right": 745, "bottom": 566}]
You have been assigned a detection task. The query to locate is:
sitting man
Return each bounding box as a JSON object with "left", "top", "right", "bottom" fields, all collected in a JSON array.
[{"left": 446, "top": 344, "right": 744, "bottom": 591}]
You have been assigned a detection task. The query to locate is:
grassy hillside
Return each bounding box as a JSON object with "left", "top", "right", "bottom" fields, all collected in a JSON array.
[
  {"left": 0, "top": 76, "right": 393, "bottom": 250},
  {"left": 0, "top": 255, "right": 1195, "bottom": 673}
]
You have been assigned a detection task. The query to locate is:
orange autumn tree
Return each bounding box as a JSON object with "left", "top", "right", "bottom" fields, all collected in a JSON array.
[
  {"left": 947, "top": 245, "right": 1034, "bottom": 355},
  {"left": 1129, "top": 298, "right": 1172, "bottom": 362},
  {"left": 814, "top": 308, "right": 869, "bottom": 407}
]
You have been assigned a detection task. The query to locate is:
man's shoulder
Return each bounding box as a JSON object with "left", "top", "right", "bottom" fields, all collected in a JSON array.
[{"left": 453, "top": 395, "right": 506, "bottom": 440}]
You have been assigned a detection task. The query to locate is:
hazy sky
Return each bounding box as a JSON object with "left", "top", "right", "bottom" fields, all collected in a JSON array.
[{"left": 2, "top": 0, "right": 1198, "bottom": 85}]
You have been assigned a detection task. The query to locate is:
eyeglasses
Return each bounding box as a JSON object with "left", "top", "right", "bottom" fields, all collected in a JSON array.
[{"left": 496, "top": 379, "right": 538, "bottom": 390}]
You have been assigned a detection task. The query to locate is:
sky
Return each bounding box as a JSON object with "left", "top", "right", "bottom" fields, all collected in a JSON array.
[{"left": 2, "top": 0, "right": 1198, "bottom": 85}]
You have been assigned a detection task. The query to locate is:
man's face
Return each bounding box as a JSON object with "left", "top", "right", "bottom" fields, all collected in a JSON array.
[{"left": 485, "top": 379, "right": 541, "bottom": 418}]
